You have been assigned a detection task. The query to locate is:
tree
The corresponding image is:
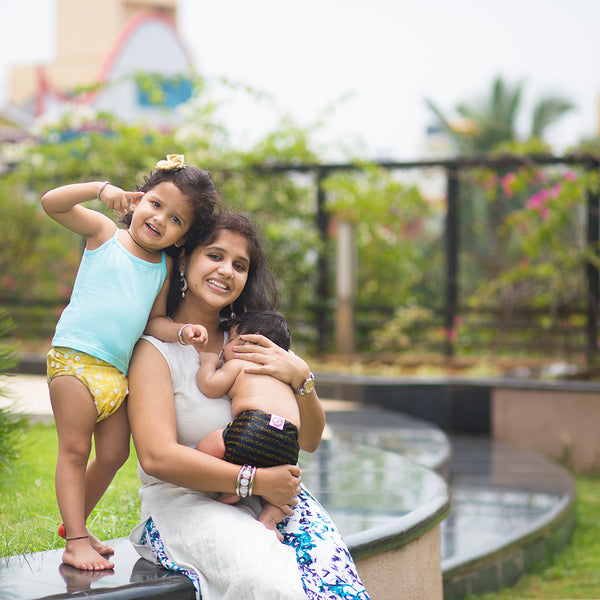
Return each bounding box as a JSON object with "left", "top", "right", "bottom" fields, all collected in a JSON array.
[
  {"left": 425, "top": 75, "right": 574, "bottom": 154},
  {"left": 423, "top": 77, "right": 575, "bottom": 302}
]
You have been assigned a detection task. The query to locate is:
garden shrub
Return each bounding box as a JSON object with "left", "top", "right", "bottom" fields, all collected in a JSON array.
[{"left": 0, "top": 309, "right": 28, "bottom": 469}]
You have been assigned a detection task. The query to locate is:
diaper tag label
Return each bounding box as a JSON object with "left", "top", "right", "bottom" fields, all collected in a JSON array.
[{"left": 269, "top": 414, "right": 285, "bottom": 430}]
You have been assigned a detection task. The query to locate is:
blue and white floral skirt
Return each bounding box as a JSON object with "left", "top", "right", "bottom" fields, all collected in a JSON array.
[{"left": 139, "top": 486, "right": 371, "bottom": 600}]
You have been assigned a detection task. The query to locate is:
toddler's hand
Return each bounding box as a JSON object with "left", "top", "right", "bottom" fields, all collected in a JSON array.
[
  {"left": 182, "top": 324, "right": 208, "bottom": 351},
  {"left": 99, "top": 184, "right": 144, "bottom": 214}
]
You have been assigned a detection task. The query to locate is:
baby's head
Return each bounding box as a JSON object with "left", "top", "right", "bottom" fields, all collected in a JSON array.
[
  {"left": 121, "top": 155, "right": 222, "bottom": 255},
  {"left": 220, "top": 311, "right": 291, "bottom": 362}
]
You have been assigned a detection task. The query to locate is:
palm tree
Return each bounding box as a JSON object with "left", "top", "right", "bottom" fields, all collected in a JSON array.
[
  {"left": 425, "top": 75, "right": 574, "bottom": 154},
  {"left": 425, "top": 76, "right": 575, "bottom": 310}
]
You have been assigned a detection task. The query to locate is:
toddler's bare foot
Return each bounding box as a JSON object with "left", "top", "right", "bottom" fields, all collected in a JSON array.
[
  {"left": 62, "top": 538, "right": 115, "bottom": 571},
  {"left": 87, "top": 530, "right": 114, "bottom": 556},
  {"left": 258, "top": 513, "right": 284, "bottom": 542},
  {"left": 58, "top": 523, "right": 114, "bottom": 556}
]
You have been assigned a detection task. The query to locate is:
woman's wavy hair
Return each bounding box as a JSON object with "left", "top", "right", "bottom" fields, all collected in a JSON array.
[
  {"left": 120, "top": 166, "right": 222, "bottom": 257},
  {"left": 167, "top": 211, "right": 279, "bottom": 317}
]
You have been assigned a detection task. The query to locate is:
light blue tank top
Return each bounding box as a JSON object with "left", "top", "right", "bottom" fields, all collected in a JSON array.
[{"left": 52, "top": 229, "right": 167, "bottom": 375}]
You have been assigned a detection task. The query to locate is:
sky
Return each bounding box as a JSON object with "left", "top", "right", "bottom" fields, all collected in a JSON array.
[{"left": 1, "top": 0, "right": 600, "bottom": 160}]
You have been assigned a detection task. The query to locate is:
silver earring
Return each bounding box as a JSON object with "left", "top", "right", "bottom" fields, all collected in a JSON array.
[
  {"left": 229, "top": 304, "right": 236, "bottom": 319},
  {"left": 180, "top": 271, "right": 188, "bottom": 298}
]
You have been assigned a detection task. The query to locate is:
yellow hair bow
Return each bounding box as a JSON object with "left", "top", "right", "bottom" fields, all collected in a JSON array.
[{"left": 155, "top": 154, "right": 185, "bottom": 170}]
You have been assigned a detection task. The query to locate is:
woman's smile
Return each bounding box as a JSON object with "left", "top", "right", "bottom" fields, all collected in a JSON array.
[
  {"left": 184, "top": 230, "right": 250, "bottom": 306},
  {"left": 206, "top": 278, "right": 230, "bottom": 293}
]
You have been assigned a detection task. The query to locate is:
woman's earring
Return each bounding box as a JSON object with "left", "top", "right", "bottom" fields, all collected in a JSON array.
[
  {"left": 229, "top": 304, "right": 236, "bottom": 319},
  {"left": 180, "top": 271, "right": 188, "bottom": 298}
]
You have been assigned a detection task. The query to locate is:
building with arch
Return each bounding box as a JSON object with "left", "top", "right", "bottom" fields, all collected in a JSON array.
[{"left": 8, "top": 0, "right": 193, "bottom": 125}]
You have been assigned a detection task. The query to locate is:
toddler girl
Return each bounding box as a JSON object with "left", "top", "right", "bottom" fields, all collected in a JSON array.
[{"left": 43, "top": 155, "right": 218, "bottom": 571}]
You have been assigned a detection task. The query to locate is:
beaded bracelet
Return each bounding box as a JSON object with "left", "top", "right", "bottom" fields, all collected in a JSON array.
[
  {"left": 96, "top": 180, "right": 110, "bottom": 201},
  {"left": 236, "top": 464, "right": 256, "bottom": 498}
]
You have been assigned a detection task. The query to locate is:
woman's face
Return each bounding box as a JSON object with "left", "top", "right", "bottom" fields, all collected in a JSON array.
[{"left": 183, "top": 230, "right": 251, "bottom": 311}]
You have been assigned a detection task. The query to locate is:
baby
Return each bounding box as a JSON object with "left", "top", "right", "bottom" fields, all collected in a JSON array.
[{"left": 196, "top": 311, "right": 304, "bottom": 539}]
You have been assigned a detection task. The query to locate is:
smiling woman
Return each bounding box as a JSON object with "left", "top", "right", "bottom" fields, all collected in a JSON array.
[{"left": 127, "top": 210, "right": 372, "bottom": 599}]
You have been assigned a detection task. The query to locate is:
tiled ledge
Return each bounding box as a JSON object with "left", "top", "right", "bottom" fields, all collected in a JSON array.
[
  {"left": 317, "top": 372, "right": 600, "bottom": 473},
  {"left": 443, "top": 499, "right": 575, "bottom": 598}
]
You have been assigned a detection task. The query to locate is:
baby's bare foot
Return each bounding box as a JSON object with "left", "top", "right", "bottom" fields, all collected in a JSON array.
[
  {"left": 217, "top": 492, "right": 240, "bottom": 505},
  {"left": 258, "top": 513, "right": 284, "bottom": 542}
]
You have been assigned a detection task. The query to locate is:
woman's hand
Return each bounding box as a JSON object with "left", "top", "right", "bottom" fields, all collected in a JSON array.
[
  {"left": 234, "top": 333, "right": 326, "bottom": 453},
  {"left": 233, "top": 333, "right": 311, "bottom": 389},
  {"left": 253, "top": 464, "right": 302, "bottom": 513}
]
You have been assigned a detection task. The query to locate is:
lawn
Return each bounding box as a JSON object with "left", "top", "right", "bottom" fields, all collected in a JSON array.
[
  {"left": 0, "top": 423, "right": 141, "bottom": 557},
  {"left": 1, "top": 423, "right": 600, "bottom": 599}
]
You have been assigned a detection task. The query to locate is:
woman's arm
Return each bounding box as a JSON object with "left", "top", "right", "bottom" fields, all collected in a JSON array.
[
  {"left": 127, "top": 338, "right": 301, "bottom": 508},
  {"left": 231, "top": 334, "right": 325, "bottom": 452}
]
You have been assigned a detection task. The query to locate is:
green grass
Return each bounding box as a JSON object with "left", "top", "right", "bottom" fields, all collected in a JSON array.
[
  {"left": 0, "top": 423, "right": 141, "bottom": 557},
  {"left": 2, "top": 424, "right": 600, "bottom": 599}
]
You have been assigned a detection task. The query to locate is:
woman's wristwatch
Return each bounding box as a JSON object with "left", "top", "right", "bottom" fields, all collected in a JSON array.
[{"left": 293, "top": 372, "right": 315, "bottom": 395}]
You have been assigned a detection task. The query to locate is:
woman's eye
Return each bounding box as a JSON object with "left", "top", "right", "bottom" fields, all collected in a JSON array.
[{"left": 234, "top": 263, "right": 248, "bottom": 272}]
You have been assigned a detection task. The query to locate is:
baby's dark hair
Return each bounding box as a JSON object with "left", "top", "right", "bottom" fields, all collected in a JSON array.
[
  {"left": 120, "top": 164, "right": 222, "bottom": 256},
  {"left": 221, "top": 311, "right": 291, "bottom": 351}
]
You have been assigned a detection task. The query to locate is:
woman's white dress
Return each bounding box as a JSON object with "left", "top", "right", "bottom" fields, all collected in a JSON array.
[{"left": 130, "top": 337, "right": 370, "bottom": 600}]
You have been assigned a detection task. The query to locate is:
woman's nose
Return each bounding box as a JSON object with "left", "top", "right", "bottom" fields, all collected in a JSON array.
[{"left": 217, "top": 261, "right": 233, "bottom": 276}]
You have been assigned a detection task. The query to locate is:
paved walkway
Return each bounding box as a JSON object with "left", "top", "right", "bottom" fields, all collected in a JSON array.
[
  {"left": 0, "top": 374, "right": 362, "bottom": 424},
  {"left": 0, "top": 374, "right": 52, "bottom": 423}
]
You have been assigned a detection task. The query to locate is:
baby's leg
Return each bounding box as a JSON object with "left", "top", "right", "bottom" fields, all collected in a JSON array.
[
  {"left": 196, "top": 428, "right": 226, "bottom": 458},
  {"left": 83, "top": 403, "right": 130, "bottom": 556},
  {"left": 258, "top": 503, "right": 287, "bottom": 542},
  {"left": 49, "top": 375, "right": 114, "bottom": 570},
  {"left": 196, "top": 430, "right": 239, "bottom": 504}
]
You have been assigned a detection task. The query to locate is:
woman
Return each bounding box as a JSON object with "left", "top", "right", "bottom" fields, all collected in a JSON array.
[{"left": 127, "top": 211, "right": 370, "bottom": 599}]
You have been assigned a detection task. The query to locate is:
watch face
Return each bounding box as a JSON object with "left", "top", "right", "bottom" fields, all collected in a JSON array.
[{"left": 303, "top": 379, "right": 315, "bottom": 395}]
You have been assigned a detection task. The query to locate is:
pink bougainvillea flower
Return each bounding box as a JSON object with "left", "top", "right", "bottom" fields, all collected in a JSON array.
[
  {"left": 526, "top": 194, "right": 541, "bottom": 210},
  {"left": 482, "top": 172, "right": 498, "bottom": 191},
  {"left": 564, "top": 171, "right": 577, "bottom": 182},
  {"left": 550, "top": 183, "right": 562, "bottom": 198},
  {"left": 500, "top": 172, "right": 517, "bottom": 197}
]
